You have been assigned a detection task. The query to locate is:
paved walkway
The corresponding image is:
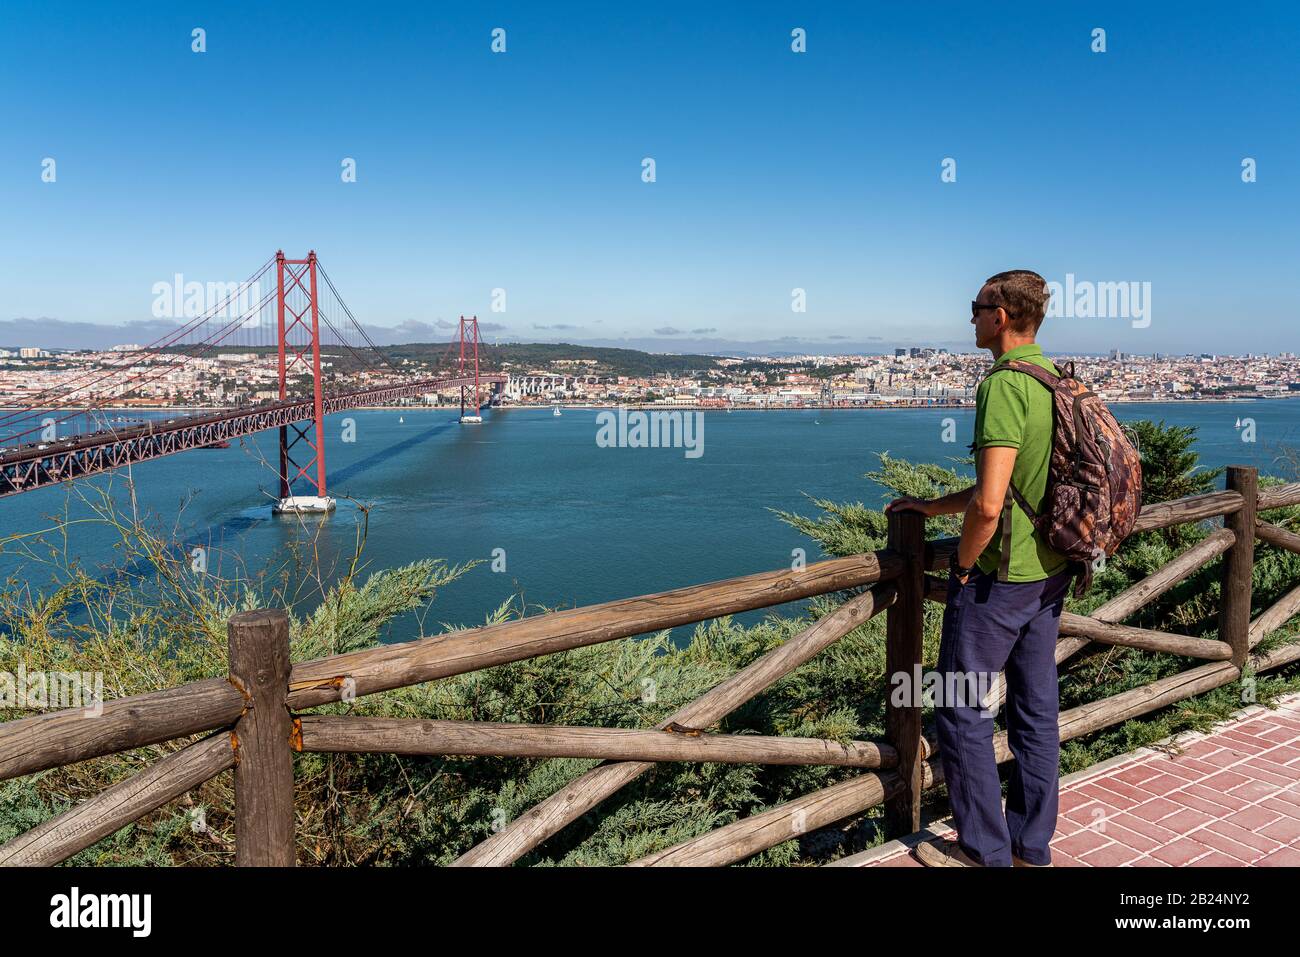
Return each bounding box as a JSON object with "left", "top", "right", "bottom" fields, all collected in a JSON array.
[{"left": 832, "top": 692, "right": 1300, "bottom": 867}]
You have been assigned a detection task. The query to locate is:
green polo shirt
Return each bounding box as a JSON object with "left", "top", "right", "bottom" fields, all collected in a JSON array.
[{"left": 972, "top": 343, "right": 1070, "bottom": 582}]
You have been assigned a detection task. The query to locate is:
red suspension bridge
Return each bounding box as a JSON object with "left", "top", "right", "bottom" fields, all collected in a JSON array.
[{"left": 0, "top": 252, "right": 506, "bottom": 510}]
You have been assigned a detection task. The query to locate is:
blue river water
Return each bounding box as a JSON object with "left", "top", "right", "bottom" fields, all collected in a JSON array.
[{"left": 1, "top": 401, "right": 1297, "bottom": 642}]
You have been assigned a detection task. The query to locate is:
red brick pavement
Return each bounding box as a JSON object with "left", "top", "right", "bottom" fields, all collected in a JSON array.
[{"left": 830, "top": 693, "right": 1300, "bottom": 868}]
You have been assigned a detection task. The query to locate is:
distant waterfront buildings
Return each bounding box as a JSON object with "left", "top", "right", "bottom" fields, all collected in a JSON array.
[{"left": 0, "top": 346, "right": 1296, "bottom": 411}]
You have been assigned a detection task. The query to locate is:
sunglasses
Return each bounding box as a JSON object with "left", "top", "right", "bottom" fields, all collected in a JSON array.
[{"left": 971, "top": 300, "right": 1002, "bottom": 318}]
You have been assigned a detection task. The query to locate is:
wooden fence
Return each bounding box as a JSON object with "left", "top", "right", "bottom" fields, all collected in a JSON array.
[{"left": 3, "top": 465, "right": 1300, "bottom": 867}]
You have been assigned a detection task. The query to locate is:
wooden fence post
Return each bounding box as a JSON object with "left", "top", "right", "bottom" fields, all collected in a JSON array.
[
  {"left": 1220, "top": 466, "right": 1257, "bottom": 669},
  {"left": 228, "top": 609, "right": 295, "bottom": 866},
  {"left": 884, "top": 509, "right": 925, "bottom": 836}
]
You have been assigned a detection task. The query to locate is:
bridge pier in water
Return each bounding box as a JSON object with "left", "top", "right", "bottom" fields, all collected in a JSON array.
[
  {"left": 458, "top": 315, "right": 484, "bottom": 424},
  {"left": 272, "top": 250, "right": 335, "bottom": 515}
]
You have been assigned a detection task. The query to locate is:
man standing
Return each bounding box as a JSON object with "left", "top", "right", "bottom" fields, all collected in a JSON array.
[{"left": 887, "top": 270, "right": 1072, "bottom": 867}]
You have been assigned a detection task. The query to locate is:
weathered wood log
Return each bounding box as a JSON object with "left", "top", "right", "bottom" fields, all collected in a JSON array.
[
  {"left": 925, "top": 538, "right": 959, "bottom": 572},
  {"left": 1256, "top": 520, "right": 1300, "bottom": 556},
  {"left": 1252, "top": 638, "right": 1300, "bottom": 671},
  {"left": 1059, "top": 612, "right": 1233, "bottom": 660},
  {"left": 1247, "top": 582, "right": 1300, "bottom": 649},
  {"left": 923, "top": 573, "right": 948, "bottom": 603},
  {"left": 1090, "top": 528, "right": 1236, "bottom": 623},
  {"left": 884, "top": 509, "right": 925, "bottom": 836},
  {"left": 229, "top": 610, "right": 295, "bottom": 867},
  {"left": 1131, "top": 490, "right": 1243, "bottom": 534},
  {"left": 0, "top": 733, "right": 234, "bottom": 867},
  {"left": 1220, "top": 467, "right": 1258, "bottom": 667},
  {"left": 627, "top": 761, "right": 937, "bottom": 867},
  {"left": 1055, "top": 658, "right": 1244, "bottom": 744},
  {"left": 0, "top": 678, "right": 245, "bottom": 783},
  {"left": 288, "top": 551, "right": 903, "bottom": 710},
  {"left": 296, "top": 715, "right": 897, "bottom": 769},
  {"left": 1256, "top": 482, "right": 1300, "bottom": 512},
  {"left": 451, "top": 582, "right": 897, "bottom": 866}
]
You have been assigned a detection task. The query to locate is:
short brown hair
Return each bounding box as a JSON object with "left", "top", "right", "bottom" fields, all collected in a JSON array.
[{"left": 984, "top": 270, "right": 1051, "bottom": 333}]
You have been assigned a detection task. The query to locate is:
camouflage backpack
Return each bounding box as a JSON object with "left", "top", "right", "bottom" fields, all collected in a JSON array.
[{"left": 981, "top": 358, "right": 1143, "bottom": 594}]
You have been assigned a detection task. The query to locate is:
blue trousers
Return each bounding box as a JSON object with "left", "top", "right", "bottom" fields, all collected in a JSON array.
[{"left": 934, "top": 567, "right": 1071, "bottom": 866}]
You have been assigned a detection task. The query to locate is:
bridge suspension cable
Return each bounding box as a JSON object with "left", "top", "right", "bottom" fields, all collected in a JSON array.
[{"left": 0, "top": 250, "right": 508, "bottom": 500}]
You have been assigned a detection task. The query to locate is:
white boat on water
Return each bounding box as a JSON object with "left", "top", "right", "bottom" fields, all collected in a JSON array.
[{"left": 553, "top": 406, "right": 562, "bottom": 417}]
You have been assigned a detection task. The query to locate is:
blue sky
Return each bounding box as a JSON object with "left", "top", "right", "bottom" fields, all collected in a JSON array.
[{"left": 1, "top": 1, "right": 1297, "bottom": 355}]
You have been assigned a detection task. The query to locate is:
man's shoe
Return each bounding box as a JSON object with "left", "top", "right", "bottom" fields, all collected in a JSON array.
[
  {"left": 1012, "top": 853, "right": 1052, "bottom": 867},
  {"left": 914, "top": 838, "right": 983, "bottom": 867}
]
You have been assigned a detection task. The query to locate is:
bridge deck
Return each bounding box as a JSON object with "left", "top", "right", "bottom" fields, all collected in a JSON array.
[
  {"left": 0, "top": 374, "right": 507, "bottom": 497},
  {"left": 832, "top": 692, "right": 1300, "bottom": 867}
]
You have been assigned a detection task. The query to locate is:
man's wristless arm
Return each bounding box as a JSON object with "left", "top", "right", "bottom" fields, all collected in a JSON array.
[{"left": 926, "top": 486, "right": 975, "bottom": 516}]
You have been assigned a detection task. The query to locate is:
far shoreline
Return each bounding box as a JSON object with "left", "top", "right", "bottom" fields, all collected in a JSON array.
[{"left": 0, "top": 395, "right": 1292, "bottom": 415}]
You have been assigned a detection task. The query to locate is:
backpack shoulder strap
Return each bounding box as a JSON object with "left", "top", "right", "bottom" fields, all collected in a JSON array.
[
  {"left": 984, "top": 358, "right": 1062, "bottom": 391},
  {"left": 979, "top": 359, "right": 1058, "bottom": 572}
]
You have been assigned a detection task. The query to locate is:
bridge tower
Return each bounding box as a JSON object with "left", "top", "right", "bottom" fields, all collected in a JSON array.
[
  {"left": 458, "top": 315, "right": 483, "bottom": 424},
  {"left": 272, "top": 250, "right": 334, "bottom": 514}
]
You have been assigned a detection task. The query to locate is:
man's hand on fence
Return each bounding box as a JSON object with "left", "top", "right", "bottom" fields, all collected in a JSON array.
[{"left": 886, "top": 497, "right": 934, "bottom": 516}]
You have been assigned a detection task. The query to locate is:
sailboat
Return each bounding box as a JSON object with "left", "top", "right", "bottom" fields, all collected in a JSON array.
[
  {"left": 553, "top": 406, "right": 562, "bottom": 417},
  {"left": 399, "top": 415, "right": 404, "bottom": 424}
]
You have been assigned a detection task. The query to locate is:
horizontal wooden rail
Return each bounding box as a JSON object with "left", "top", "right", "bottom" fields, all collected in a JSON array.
[
  {"left": 627, "top": 763, "right": 928, "bottom": 867},
  {"left": 287, "top": 551, "right": 903, "bottom": 710},
  {"left": 1131, "top": 490, "right": 1243, "bottom": 534},
  {"left": 0, "top": 552, "right": 900, "bottom": 784},
  {"left": 1256, "top": 482, "right": 1300, "bottom": 512},
  {"left": 453, "top": 582, "right": 897, "bottom": 866},
  {"left": 0, "top": 733, "right": 235, "bottom": 867},
  {"left": 1256, "top": 520, "right": 1300, "bottom": 555},
  {"left": 924, "top": 538, "right": 959, "bottom": 573},
  {"left": 0, "top": 678, "right": 245, "bottom": 784},
  {"left": 1248, "top": 583, "right": 1300, "bottom": 649},
  {"left": 1059, "top": 612, "right": 1233, "bottom": 660},
  {"left": 296, "top": 715, "right": 898, "bottom": 769},
  {"left": 1092, "top": 528, "right": 1236, "bottom": 622}
]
